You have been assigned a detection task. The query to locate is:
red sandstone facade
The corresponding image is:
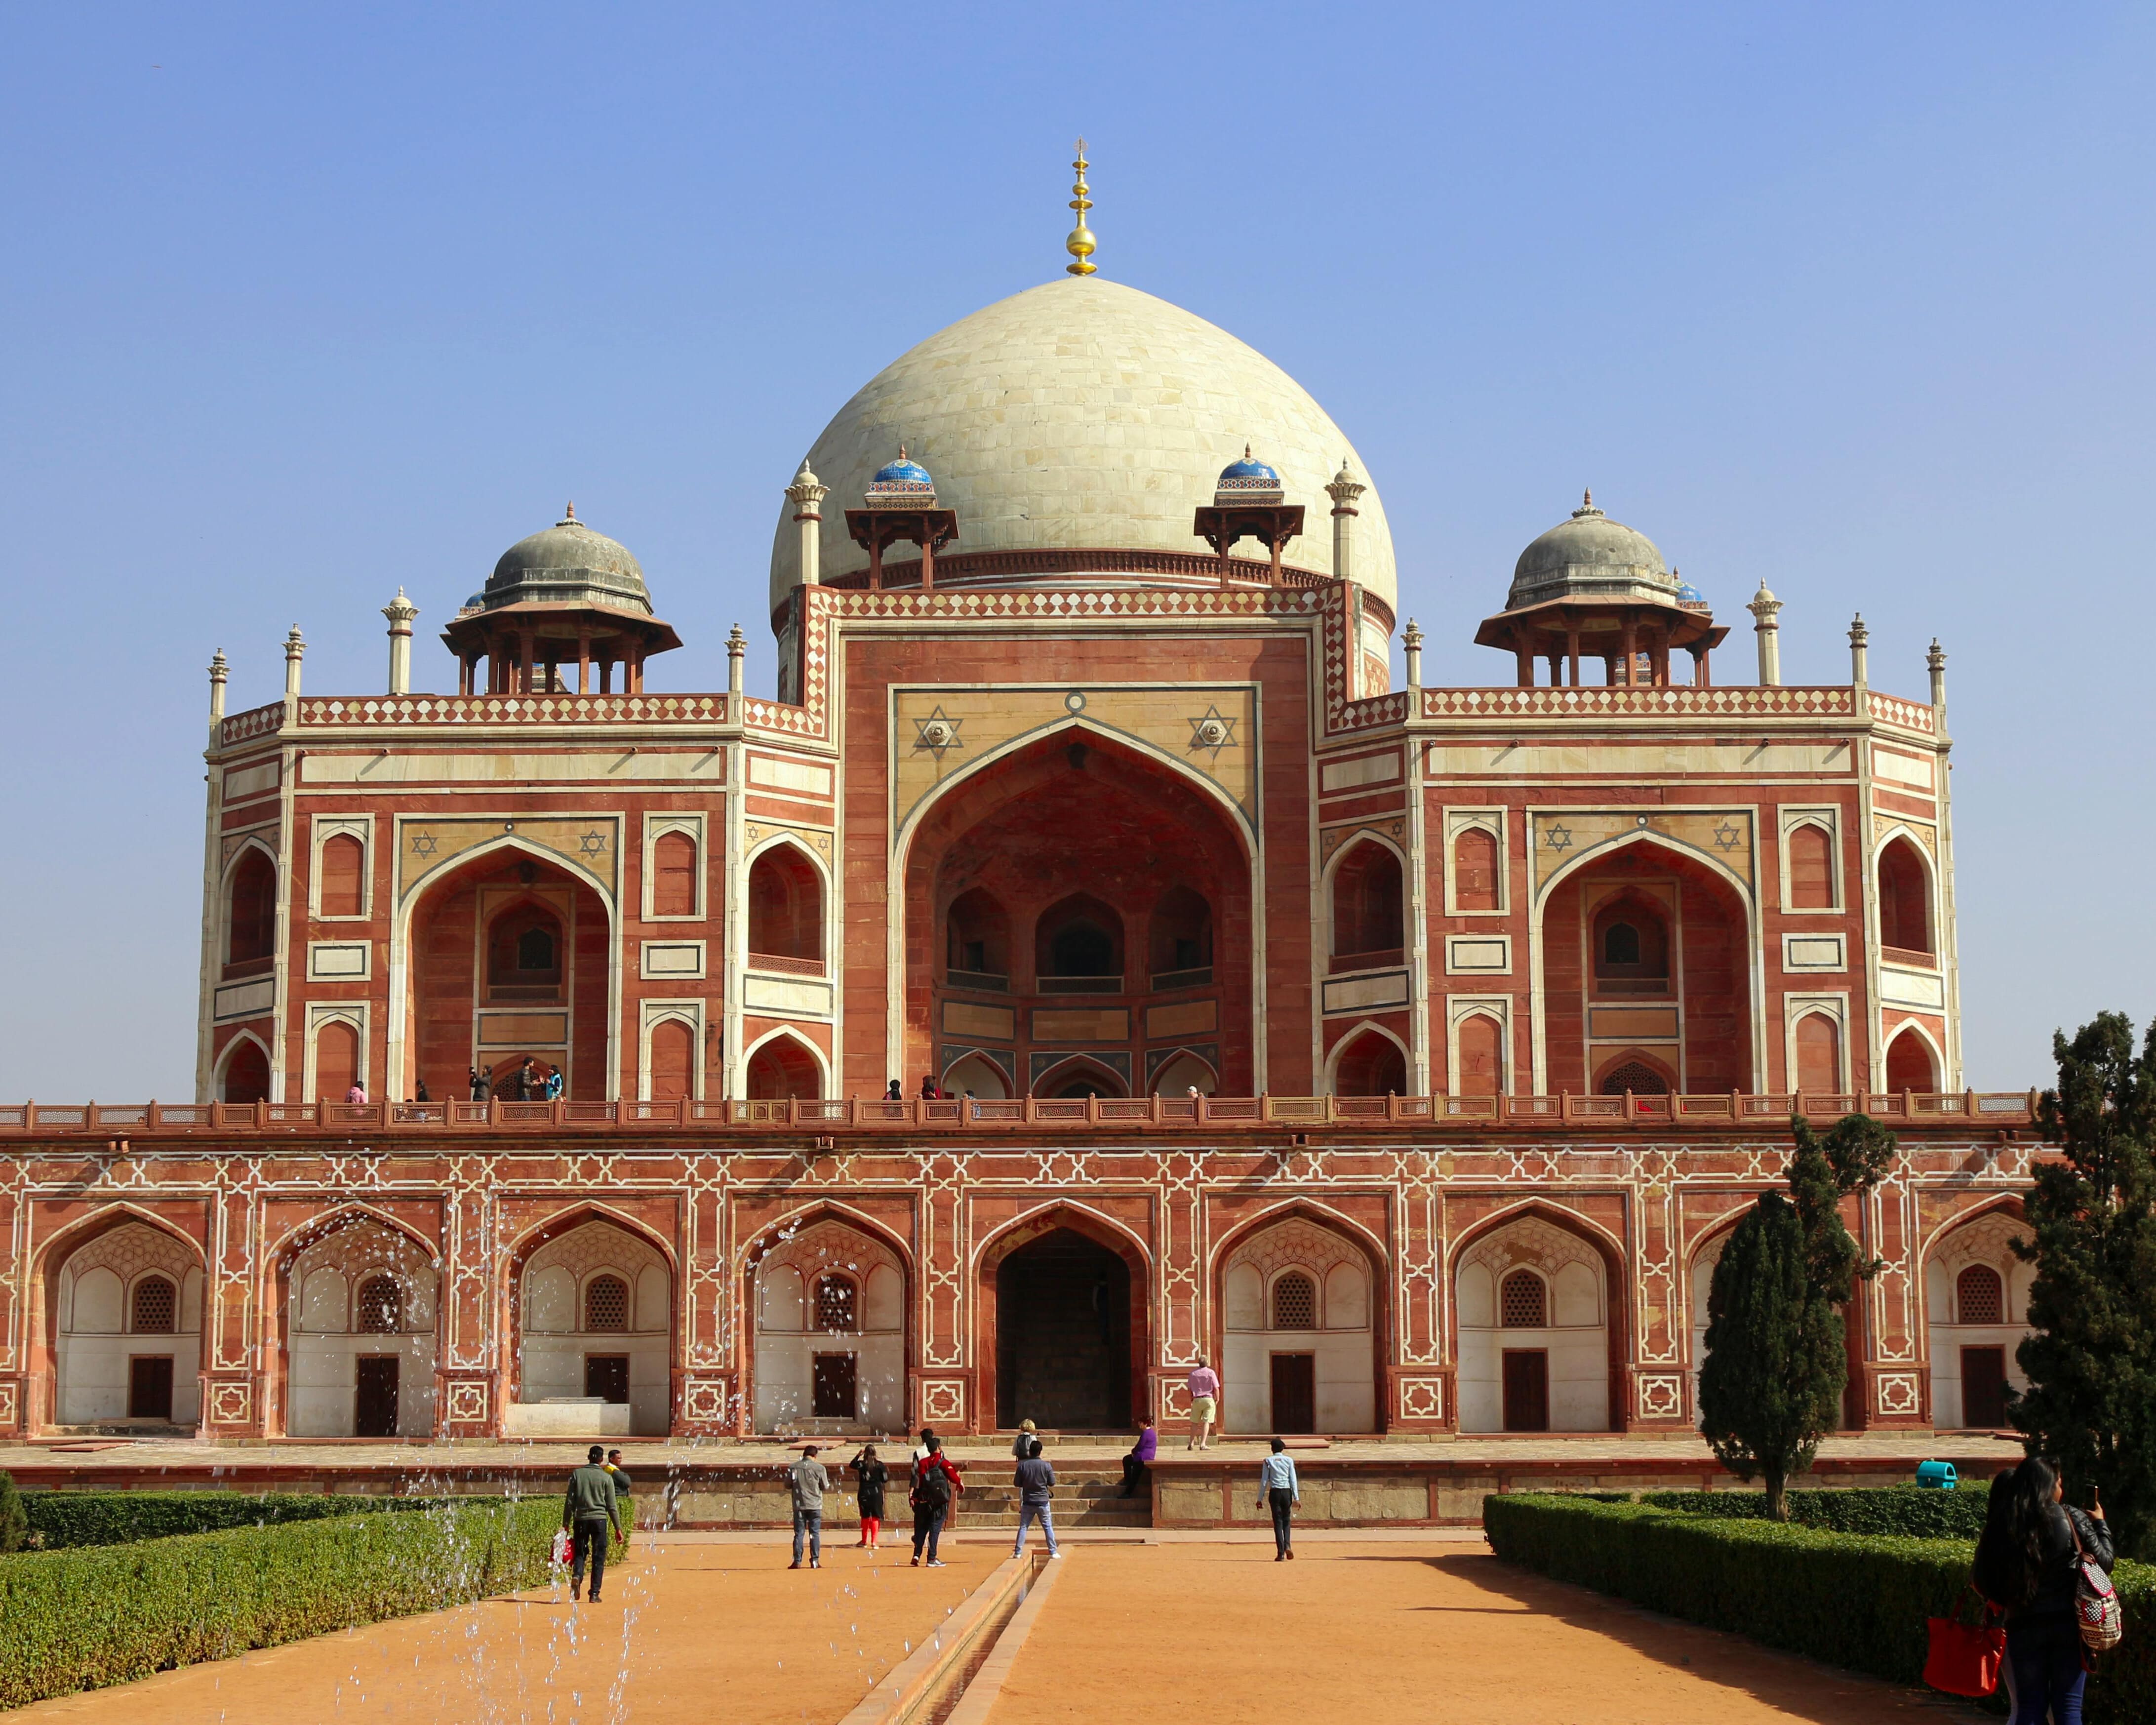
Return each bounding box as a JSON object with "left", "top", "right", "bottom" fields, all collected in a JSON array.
[{"left": 0, "top": 268, "right": 2033, "bottom": 1449}]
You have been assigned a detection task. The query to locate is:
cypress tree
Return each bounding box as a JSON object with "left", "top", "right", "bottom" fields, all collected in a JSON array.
[
  {"left": 1700, "top": 1113, "right": 1895, "bottom": 1519},
  {"left": 2012, "top": 1012, "right": 2156, "bottom": 1561}
]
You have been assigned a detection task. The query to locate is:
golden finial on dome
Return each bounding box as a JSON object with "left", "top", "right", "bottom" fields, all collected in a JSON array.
[{"left": 1065, "top": 139, "right": 1097, "bottom": 277}]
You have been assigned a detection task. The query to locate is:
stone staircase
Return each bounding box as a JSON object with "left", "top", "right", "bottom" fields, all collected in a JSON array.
[{"left": 944, "top": 1464, "right": 1150, "bottom": 1530}]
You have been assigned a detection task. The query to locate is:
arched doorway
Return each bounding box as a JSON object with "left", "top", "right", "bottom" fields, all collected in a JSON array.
[
  {"left": 1886, "top": 1026, "right": 1939, "bottom": 1093},
  {"left": 51, "top": 1220, "right": 204, "bottom": 1430},
  {"left": 511, "top": 1218, "right": 673, "bottom": 1436},
  {"left": 405, "top": 849, "right": 611, "bottom": 1104},
  {"left": 1455, "top": 1212, "right": 1617, "bottom": 1433},
  {"left": 904, "top": 729, "right": 1255, "bottom": 1102},
  {"left": 1220, "top": 1214, "right": 1379, "bottom": 1434},
  {"left": 1925, "top": 1208, "right": 2033, "bottom": 1430},
  {"left": 749, "top": 1218, "right": 907, "bottom": 1434},
  {"left": 1538, "top": 840, "right": 1752, "bottom": 1093},
  {"left": 1034, "top": 1056, "right": 1128, "bottom": 1100},
  {"left": 281, "top": 1216, "right": 439, "bottom": 1438},
  {"left": 216, "top": 1035, "right": 271, "bottom": 1104},
  {"left": 745, "top": 1033, "right": 824, "bottom": 1100},
  {"left": 1331, "top": 1026, "right": 1406, "bottom": 1097},
  {"left": 984, "top": 1215, "right": 1145, "bottom": 1431}
]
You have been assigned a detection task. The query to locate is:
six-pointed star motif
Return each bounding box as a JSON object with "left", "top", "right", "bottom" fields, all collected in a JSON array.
[
  {"left": 1541, "top": 823, "right": 1574, "bottom": 852},
  {"left": 912, "top": 706, "right": 963, "bottom": 755},
  {"left": 1187, "top": 705, "right": 1239, "bottom": 756}
]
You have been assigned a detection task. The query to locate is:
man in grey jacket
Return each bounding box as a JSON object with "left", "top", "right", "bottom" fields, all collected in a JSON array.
[{"left": 789, "top": 1444, "right": 832, "bottom": 1569}]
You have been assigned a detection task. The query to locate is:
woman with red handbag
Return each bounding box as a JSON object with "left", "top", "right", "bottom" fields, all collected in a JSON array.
[{"left": 1974, "top": 1457, "right": 2113, "bottom": 1725}]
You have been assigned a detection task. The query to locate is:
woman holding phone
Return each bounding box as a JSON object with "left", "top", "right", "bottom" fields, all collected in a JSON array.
[{"left": 1973, "top": 1457, "right": 2111, "bottom": 1725}]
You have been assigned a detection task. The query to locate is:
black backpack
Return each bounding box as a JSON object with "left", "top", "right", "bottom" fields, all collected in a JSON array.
[{"left": 914, "top": 1459, "right": 952, "bottom": 1511}]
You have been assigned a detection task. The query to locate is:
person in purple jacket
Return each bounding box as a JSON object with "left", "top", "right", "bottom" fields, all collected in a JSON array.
[{"left": 1119, "top": 1417, "right": 1157, "bottom": 1498}]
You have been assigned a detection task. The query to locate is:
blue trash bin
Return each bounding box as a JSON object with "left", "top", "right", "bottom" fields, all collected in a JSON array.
[{"left": 1916, "top": 1459, "right": 1958, "bottom": 1490}]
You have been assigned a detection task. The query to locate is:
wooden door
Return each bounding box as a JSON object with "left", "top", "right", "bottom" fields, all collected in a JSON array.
[
  {"left": 355, "top": 1356, "right": 399, "bottom": 1437},
  {"left": 1961, "top": 1347, "right": 2009, "bottom": 1428},
  {"left": 1501, "top": 1349, "right": 1549, "bottom": 1432},
  {"left": 812, "top": 1352, "right": 859, "bottom": 1420},
  {"left": 1270, "top": 1353, "right": 1317, "bottom": 1434},
  {"left": 128, "top": 1355, "right": 174, "bottom": 1420},
  {"left": 585, "top": 1354, "right": 631, "bottom": 1404}
]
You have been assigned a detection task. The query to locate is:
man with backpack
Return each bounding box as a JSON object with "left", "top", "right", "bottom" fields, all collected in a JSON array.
[{"left": 909, "top": 1433, "right": 961, "bottom": 1567}]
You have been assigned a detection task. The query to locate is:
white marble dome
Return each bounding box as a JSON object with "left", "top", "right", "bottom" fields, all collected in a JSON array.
[{"left": 768, "top": 276, "right": 1395, "bottom": 618}]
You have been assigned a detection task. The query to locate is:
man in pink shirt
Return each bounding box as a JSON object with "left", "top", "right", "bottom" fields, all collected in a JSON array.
[{"left": 1186, "top": 1359, "right": 1221, "bottom": 1450}]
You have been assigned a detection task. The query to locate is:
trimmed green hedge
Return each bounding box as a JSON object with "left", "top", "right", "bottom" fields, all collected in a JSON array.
[
  {"left": 0, "top": 1496, "right": 559, "bottom": 1707},
  {"left": 23, "top": 1490, "right": 444, "bottom": 1550},
  {"left": 1639, "top": 1485, "right": 1989, "bottom": 1539},
  {"left": 1483, "top": 1494, "right": 2156, "bottom": 1725}
]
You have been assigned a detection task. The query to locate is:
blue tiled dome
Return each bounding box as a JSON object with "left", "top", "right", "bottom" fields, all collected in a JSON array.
[
  {"left": 1677, "top": 580, "right": 1706, "bottom": 605},
  {"left": 1214, "top": 444, "right": 1284, "bottom": 504},
  {"left": 872, "top": 455, "right": 932, "bottom": 487},
  {"left": 865, "top": 446, "right": 937, "bottom": 509}
]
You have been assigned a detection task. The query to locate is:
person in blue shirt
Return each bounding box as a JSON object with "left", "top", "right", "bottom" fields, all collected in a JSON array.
[{"left": 1257, "top": 1437, "right": 1300, "bottom": 1561}]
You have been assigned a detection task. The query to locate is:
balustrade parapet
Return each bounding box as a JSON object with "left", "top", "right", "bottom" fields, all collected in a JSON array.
[{"left": 0, "top": 1088, "right": 2039, "bottom": 1138}]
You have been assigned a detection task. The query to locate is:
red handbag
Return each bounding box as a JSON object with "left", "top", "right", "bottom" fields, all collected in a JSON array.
[{"left": 1924, "top": 1588, "right": 2005, "bottom": 1697}]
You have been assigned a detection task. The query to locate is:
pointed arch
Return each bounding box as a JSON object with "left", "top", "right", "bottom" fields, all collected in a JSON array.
[
  {"left": 740, "top": 1026, "right": 829, "bottom": 1101},
  {"left": 745, "top": 835, "right": 828, "bottom": 965},
  {"left": 1030, "top": 1054, "right": 1129, "bottom": 1100},
  {"left": 213, "top": 1029, "right": 273, "bottom": 1104},
  {"left": 1322, "top": 831, "right": 1408, "bottom": 966},
  {"left": 743, "top": 1199, "right": 918, "bottom": 1276},
  {"left": 1450, "top": 1199, "right": 1628, "bottom": 1434},
  {"left": 1885, "top": 1020, "right": 1946, "bottom": 1094},
  {"left": 1873, "top": 829, "right": 1936, "bottom": 957},
  {"left": 1325, "top": 1020, "right": 1410, "bottom": 1097},
  {"left": 502, "top": 1200, "right": 681, "bottom": 1280},
  {"left": 399, "top": 831, "right": 617, "bottom": 911},
  {"left": 1533, "top": 825, "right": 1757, "bottom": 912},
  {"left": 975, "top": 1200, "right": 1153, "bottom": 1434},
  {"left": 265, "top": 1202, "right": 439, "bottom": 1272}
]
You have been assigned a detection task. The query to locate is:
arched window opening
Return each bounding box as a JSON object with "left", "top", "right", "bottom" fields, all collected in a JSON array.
[
  {"left": 131, "top": 1275, "right": 177, "bottom": 1335},
  {"left": 945, "top": 886, "right": 1010, "bottom": 985},
  {"left": 1272, "top": 1272, "right": 1317, "bottom": 1331},
  {"left": 647, "top": 1018, "right": 695, "bottom": 1101},
  {"left": 745, "top": 1035, "right": 823, "bottom": 1101},
  {"left": 1330, "top": 842, "right": 1403, "bottom": 964},
  {"left": 313, "top": 1018, "right": 360, "bottom": 1104},
  {"left": 1886, "top": 1028, "right": 1938, "bottom": 1094},
  {"left": 1035, "top": 894, "right": 1123, "bottom": 990},
  {"left": 1453, "top": 828, "right": 1500, "bottom": 912},
  {"left": 652, "top": 831, "right": 698, "bottom": 917},
  {"left": 584, "top": 1274, "right": 630, "bottom": 1333},
  {"left": 487, "top": 903, "right": 565, "bottom": 1002},
  {"left": 1788, "top": 824, "right": 1834, "bottom": 910},
  {"left": 1957, "top": 1265, "right": 2003, "bottom": 1326},
  {"left": 815, "top": 1274, "right": 857, "bottom": 1333},
  {"left": 1039, "top": 1060, "right": 1126, "bottom": 1100},
  {"left": 748, "top": 846, "right": 824, "bottom": 965},
  {"left": 1334, "top": 1029, "right": 1407, "bottom": 1097},
  {"left": 1147, "top": 886, "right": 1214, "bottom": 984},
  {"left": 1878, "top": 839, "right": 1932, "bottom": 957},
  {"left": 1795, "top": 1013, "right": 1842, "bottom": 1094},
  {"left": 1597, "top": 1058, "right": 1670, "bottom": 1096},
  {"left": 220, "top": 1039, "right": 270, "bottom": 1105},
  {"left": 357, "top": 1275, "right": 402, "bottom": 1334},
  {"left": 1591, "top": 896, "right": 1670, "bottom": 995},
  {"left": 1455, "top": 1014, "right": 1504, "bottom": 1097},
  {"left": 319, "top": 833, "right": 365, "bottom": 918},
  {"left": 226, "top": 849, "right": 278, "bottom": 970},
  {"left": 1499, "top": 1269, "right": 1548, "bottom": 1329}
]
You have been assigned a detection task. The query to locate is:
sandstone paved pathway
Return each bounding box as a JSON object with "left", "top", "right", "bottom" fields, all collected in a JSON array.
[
  {"left": 986, "top": 1543, "right": 1981, "bottom": 1725},
  {"left": 11, "top": 1534, "right": 1002, "bottom": 1725}
]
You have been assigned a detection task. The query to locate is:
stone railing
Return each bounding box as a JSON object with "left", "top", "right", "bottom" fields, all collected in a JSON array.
[
  {"left": 0, "top": 1090, "right": 2038, "bottom": 1137},
  {"left": 1419, "top": 686, "right": 1862, "bottom": 721}
]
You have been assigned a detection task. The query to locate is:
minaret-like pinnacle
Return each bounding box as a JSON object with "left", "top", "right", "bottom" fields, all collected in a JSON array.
[{"left": 1065, "top": 140, "right": 1098, "bottom": 276}]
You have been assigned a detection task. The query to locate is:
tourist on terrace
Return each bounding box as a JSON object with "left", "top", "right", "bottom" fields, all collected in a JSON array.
[
  {"left": 849, "top": 1444, "right": 887, "bottom": 1550},
  {"left": 1258, "top": 1438, "right": 1300, "bottom": 1561},
  {"left": 1120, "top": 1417, "right": 1157, "bottom": 1498},
  {"left": 1012, "top": 1417, "right": 1038, "bottom": 1458},
  {"left": 910, "top": 1434, "right": 962, "bottom": 1568},
  {"left": 469, "top": 1065, "right": 491, "bottom": 1103},
  {"left": 918, "top": 1073, "right": 942, "bottom": 1100},
  {"left": 1186, "top": 1358, "right": 1220, "bottom": 1449},
  {"left": 516, "top": 1057, "right": 538, "bottom": 1101},
  {"left": 544, "top": 1065, "right": 564, "bottom": 1101},
  {"left": 884, "top": 1079, "right": 903, "bottom": 1101},
  {"left": 1975, "top": 1456, "right": 2110, "bottom": 1725},
  {"left": 344, "top": 1082, "right": 367, "bottom": 1104},
  {"left": 562, "top": 1443, "right": 626, "bottom": 1603},
  {"left": 1012, "top": 1437, "right": 1061, "bottom": 1559},
  {"left": 788, "top": 1444, "right": 831, "bottom": 1569}
]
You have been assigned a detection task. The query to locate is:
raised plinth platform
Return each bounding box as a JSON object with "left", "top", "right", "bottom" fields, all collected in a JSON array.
[{"left": 0, "top": 1432, "right": 2023, "bottom": 1528}]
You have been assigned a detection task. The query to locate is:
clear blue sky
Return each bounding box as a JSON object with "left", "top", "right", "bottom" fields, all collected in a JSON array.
[{"left": 3, "top": 2, "right": 2149, "bottom": 1097}]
